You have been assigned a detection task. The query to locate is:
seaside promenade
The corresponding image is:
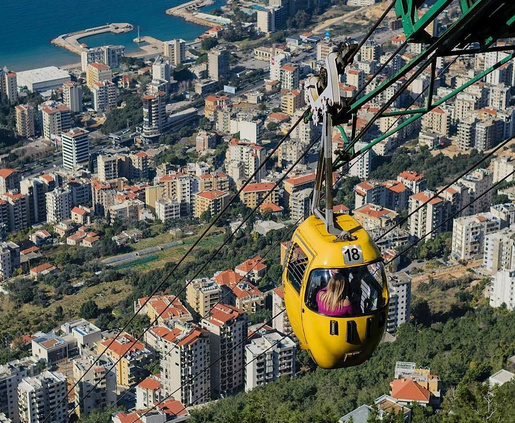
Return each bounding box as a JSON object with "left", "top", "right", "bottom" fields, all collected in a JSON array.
[{"left": 166, "top": 0, "right": 225, "bottom": 27}]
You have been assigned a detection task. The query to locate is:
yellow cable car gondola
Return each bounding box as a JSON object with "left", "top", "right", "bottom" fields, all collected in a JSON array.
[
  {"left": 282, "top": 49, "right": 389, "bottom": 369},
  {"left": 282, "top": 214, "right": 389, "bottom": 369}
]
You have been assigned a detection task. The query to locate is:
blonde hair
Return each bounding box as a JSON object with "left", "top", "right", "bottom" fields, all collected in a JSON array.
[{"left": 319, "top": 273, "right": 349, "bottom": 312}]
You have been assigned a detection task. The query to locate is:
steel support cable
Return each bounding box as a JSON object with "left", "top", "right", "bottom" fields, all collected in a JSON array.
[
  {"left": 377, "top": 135, "right": 514, "bottom": 242},
  {"left": 69, "top": 131, "right": 320, "bottom": 423},
  {"left": 151, "top": 169, "right": 515, "bottom": 423},
  {"left": 146, "top": 166, "right": 515, "bottom": 421},
  {"left": 102, "top": 209, "right": 305, "bottom": 417},
  {"left": 43, "top": 109, "right": 309, "bottom": 423},
  {"left": 384, "top": 168, "right": 515, "bottom": 266},
  {"left": 131, "top": 130, "right": 515, "bottom": 423}
]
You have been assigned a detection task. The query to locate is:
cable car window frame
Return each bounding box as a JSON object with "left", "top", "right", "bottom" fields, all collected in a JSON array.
[
  {"left": 286, "top": 242, "right": 309, "bottom": 293},
  {"left": 303, "top": 260, "right": 388, "bottom": 317}
]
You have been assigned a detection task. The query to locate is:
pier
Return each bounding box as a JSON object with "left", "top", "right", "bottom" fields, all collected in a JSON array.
[
  {"left": 166, "top": 0, "right": 230, "bottom": 28},
  {"left": 52, "top": 23, "right": 134, "bottom": 55}
]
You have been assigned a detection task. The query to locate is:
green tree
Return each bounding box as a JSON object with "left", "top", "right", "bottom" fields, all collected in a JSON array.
[
  {"left": 201, "top": 37, "right": 218, "bottom": 50},
  {"left": 79, "top": 300, "right": 100, "bottom": 319}
]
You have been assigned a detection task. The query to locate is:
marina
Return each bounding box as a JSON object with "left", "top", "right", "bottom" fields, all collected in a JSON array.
[{"left": 51, "top": 23, "right": 134, "bottom": 55}]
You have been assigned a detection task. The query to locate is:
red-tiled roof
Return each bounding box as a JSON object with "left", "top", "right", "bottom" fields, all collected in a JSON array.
[
  {"left": 158, "top": 399, "right": 188, "bottom": 417},
  {"left": 242, "top": 183, "right": 276, "bottom": 193},
  {"left": 260, "top": 203, "right": 283, "bottom": 213},
  {"left": 209, "top": 303, "right": 244, "bottom": 326},
  {"left": 273, "top": 287, "right": 284, "bottom": 299},
  {"left": 391, "top": 379, "right": 431, "bottom": 402},
  {"left": 101, "top": 333, "right": 147, "bottom": 357},
  {"left": 0, "top": 169, "right": 19, "bottom": 179},
  {"left": 196, "top": 190, "right": 227, "bottom": 200},
  {"left": 398, "top": 171, "right": 424, "bottom": 182},
  {"left": 236, "top": 255, "right": 266, "bottom": 273},
  {"left": 30, "top": 263, "right": 55, "bottom": 274},
  {"left": 285, "top": 173, "right": 316, "bottom": 187},
  {"left": 214, "top": 270, "right": 244, "bottom": 286},
  {"left": 72, "top": 206, "right": 87, "bottom": 216},
  {"left": 138, "top": 376, "right": 161, "bottom": 391}
]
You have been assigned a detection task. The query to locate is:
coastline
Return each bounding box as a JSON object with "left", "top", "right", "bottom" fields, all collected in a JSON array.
[{"left": 5, "top": 0, "right": 227, "bottom": 72}]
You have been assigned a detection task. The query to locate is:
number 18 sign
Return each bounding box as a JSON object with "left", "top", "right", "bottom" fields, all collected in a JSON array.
[{"left": 342, "top": 245, "right": 364, "bottom": 265}]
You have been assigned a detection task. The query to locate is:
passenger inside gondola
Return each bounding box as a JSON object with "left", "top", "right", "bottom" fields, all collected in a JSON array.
[{"left": 306, "top": 264, "right": 385, "bottom": 316}]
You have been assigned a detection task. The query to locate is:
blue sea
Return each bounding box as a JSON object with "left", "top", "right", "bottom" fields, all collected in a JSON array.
[{"left": 0, "top": 0, "right": 223, "bottom": 71}]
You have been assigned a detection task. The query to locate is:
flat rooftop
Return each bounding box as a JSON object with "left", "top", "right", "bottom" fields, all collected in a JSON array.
[{"left": 17, "top": 66, "right": 71, "bottom": 84}]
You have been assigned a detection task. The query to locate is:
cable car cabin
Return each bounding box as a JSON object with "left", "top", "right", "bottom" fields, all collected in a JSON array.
[{"left": 282, "top": 214, "right": 389, "bottom": 369}]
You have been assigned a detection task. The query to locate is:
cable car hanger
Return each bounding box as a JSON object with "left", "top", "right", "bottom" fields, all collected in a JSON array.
[{"left": 305, "top": 0, "right": 515, "bottom": 237}]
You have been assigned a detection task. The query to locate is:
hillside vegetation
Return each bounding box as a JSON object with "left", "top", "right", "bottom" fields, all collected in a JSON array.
[{"left": 191, "top": 306, "right": 515, "bottom": 423}]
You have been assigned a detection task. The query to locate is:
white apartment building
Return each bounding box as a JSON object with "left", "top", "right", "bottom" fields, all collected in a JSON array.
[
  {"left": 142, "top": 92, "right": 167, "bottom": 140},
  {"left": 201, "top": 304, "right": 248, "bottom": 397},
  {"left": 0, "top": 241, "right": 20, "bottom": 280},
  {"left": 155, "top": 198, "right": 180, "bottom": 222},
  {"left": 163, "top": 39, "right": 186, "bottom": 67},
  {"left": 186, "top": 277, "right": 222, "bottom": 317},
  {"left": 490, "top": 269, "right": 515, "bottom": 310},
  {"left": 208, "top": 48, "right": 229, "bottom": 82},
  {"left": 81, "top": 45, "right": 125, "bottom": 72},
  {"left": 457, "top": 118, "right": 476, "bottom": 151},
  {"left": 62, "top": 128, "right": 89, "bottom": 171},
  {"left": 489, "top": 84, "right": 510, "bottom": 110},
  {"left": 490, "top": 203, "right": 515, "bottom": 227},
  {"left": 459, "top": 169, "right": 493, "bottom": 215},
  {"left": 45, "top": 187, "right": 72, "bottom": 223},
  {"left": 483, "top": 226, "right": 515, "bottom": 272},
  {"left": 1, "top": 71, "right": 18, "bottom": 103},
  {"left": 245, "top": 330, "right": 296, "bottom": 392},
  {"left": 493, "top": 156, "right": 515, "bottom": 183},
  {"left": 62, "top": 81, "right": 83, "bottom": 113},
  {"left": 290, "top": 188, "right": 312, "bottom": 222},
  {"left": 135, "top": 375, "right": 163, "bottom": 410},
  {"left": 91, "top": 81, "right": 117, "bottom": 113},
  {"left": 408, "top": 191, "right": 450, "bottom": 241},
  {"left": 387, "top": 273, "right": 411, "bottom": 334},
  {"left": 40, "top": 101, "right": 72, "bottom": 140},
  {"left": 17, "top": 371, "right": 68, "bottom": 423},
  {"left": 397, "top": 171, "right": 426, "bottom": 194},
  {"left": 0, "top": 357, "right": 40, "bottom": 423},
  {"left": 152, "top": 55, "right": 171, "bottom": 83},
  {"left": 348, "top": 141, "right": 372, "bottom": 179},
  {"left": 226, "top": 140, "right": 266, "bottom": 183},
  {"left": 271, "top": 287, "right": 290, "bottom": 334},
  {"left": 72, "top": 355, "right": 116, "bottom": 419},
  {"left": 158, "top": 326, "right": 211, "bottom": 407},
  {"left": 280, "top": 64, "right": 299, "bottom": 91},
  {"left": 269, "top": 53, "right": 291, "bottom": 81},
  {"left": 451, "top": 212, "right": 502, "bottom": 261}
]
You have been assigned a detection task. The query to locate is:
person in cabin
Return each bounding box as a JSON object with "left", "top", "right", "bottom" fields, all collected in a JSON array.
[{"left": 316, "top": 272, "right": 355, "bottom": 316}]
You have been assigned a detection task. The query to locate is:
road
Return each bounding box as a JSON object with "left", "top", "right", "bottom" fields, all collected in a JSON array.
[{"left": 23, "top": 136, "right": 107, "bottom": 177}]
